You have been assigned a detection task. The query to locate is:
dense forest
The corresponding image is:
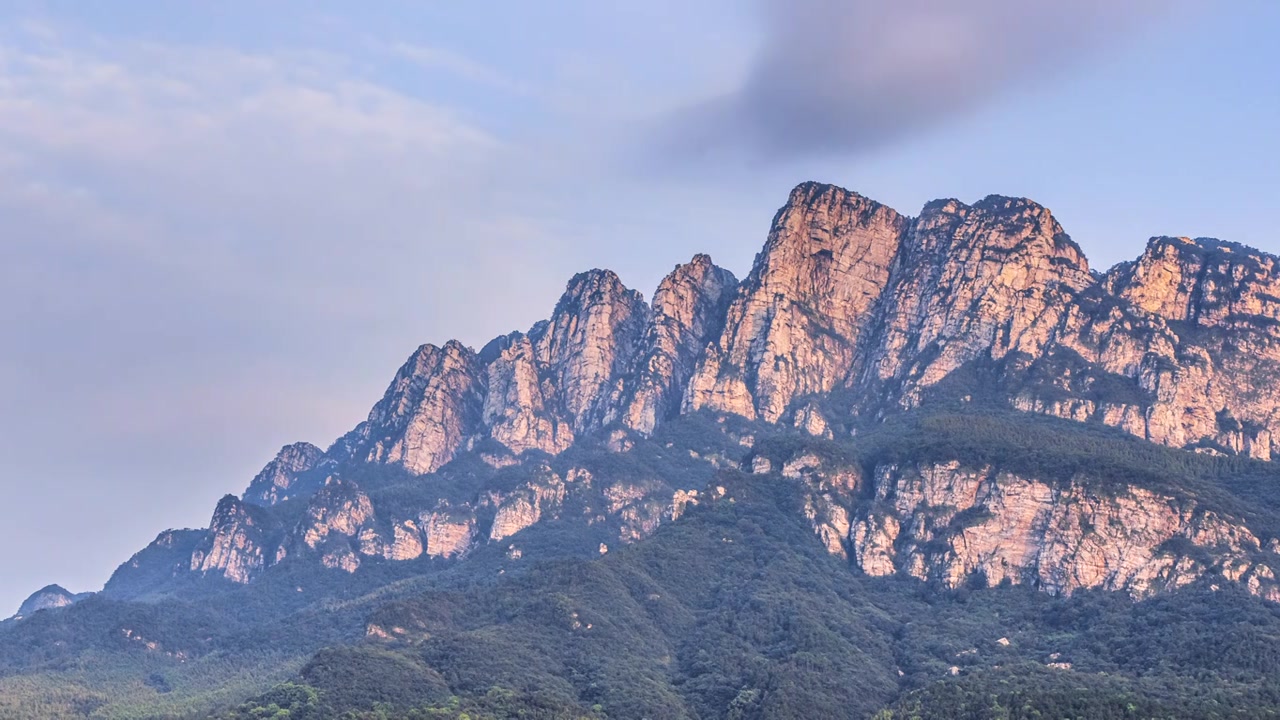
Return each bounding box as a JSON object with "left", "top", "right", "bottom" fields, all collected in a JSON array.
[{"left": 219, "top": 469, "right": 1280, "bottom": 719}]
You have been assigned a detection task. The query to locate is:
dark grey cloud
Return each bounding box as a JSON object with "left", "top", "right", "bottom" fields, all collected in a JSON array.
[{"left": 662, "top": 0, "right": 1186, "bottom": 161}]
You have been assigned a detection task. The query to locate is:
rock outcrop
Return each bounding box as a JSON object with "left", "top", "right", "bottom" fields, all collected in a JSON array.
[
  {"left": 481, "top": 333, "right": 574, "bottom": 455},
  {"left": 686, "top": 182, "right": 908, "bottom": 422},
  {"left": 357, "top": 341, "right": 484, "bottom": 475},
  {"left": 533, "top": 270, "right": 650, "bottom": 433},
  {"left": 421, "top": 506, "right": 476, "bottom": 558},
  {"left": 861, "top": 196, "right": 1094, "bottom": 401},
  {"left": 243, "top": 442, "right": 324, "bottom": 505},
  {"left": 10, "top": 585, "right": 89, "bottom": 620},
  {"left": 190, "top": 496, "right": 278, "bottom": 584},
  {"left": 619, "top": 256, "right": 737, "bottom": 434},
  {"left": 848, "top": 461, "right": 1280, "bottom": 600}
]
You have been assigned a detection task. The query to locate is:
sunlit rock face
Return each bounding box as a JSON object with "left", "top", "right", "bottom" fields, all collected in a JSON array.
[
  {"left": 619, "top": 255, "right": 738, "bottom": 435},
  {"left": 686, "top": 182, "right": 908, "bottom": 422},
  {"left": 298, "top": 478, "right": 377, "bottom": 552},
  {"left": 243, "top": 183, "right": 1280, "bottom": 479},
  {"left": 481, "top": 332, "right": 575, "bottom": 455},
  {"left": 1086, "top": 237, "right": 1280, "bottom": 460},
  {"left": 190, "top": 496, "right": 277, "bottom": 584},
  {"left": 848, "top": 461, "right": 1278, "bottom": 601},
  {"left": 357, "top": 340, "right": 485, "bottom": 475},
  {"left": 421, "top": 506, "right": 476, "bottom": 559},
  {"left": 147, "top": 181, "right": 1280, "bottom": 605},
  {"left": 243, "top": 442, "right": 323, "bottom": 506},
  {"left": 861, "top": 196, "right": 1094, "bottom": 401},
  {"left": 533, "top": 269, "right": 650, "bottom": 433}
]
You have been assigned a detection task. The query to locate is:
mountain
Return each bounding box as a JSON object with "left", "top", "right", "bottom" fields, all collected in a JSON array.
[
  {"left": 6, "top": 585, "right": 89, "bottom": 622},
  {"left": 7, "top": 182, "right": 1280, "bottom": 719}
]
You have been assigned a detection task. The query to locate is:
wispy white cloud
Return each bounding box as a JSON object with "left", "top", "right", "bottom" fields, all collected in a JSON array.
[{"left": 390, "top": 41, "right": 534, "bottom": 96}]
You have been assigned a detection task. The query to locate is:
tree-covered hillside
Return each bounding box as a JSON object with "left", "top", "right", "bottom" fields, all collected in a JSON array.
[
  {"left": 220, "top": 469, "right": 1280, "bottom": 719},
  {"left": 7, "top": 408, "right": 1280, "bottom": 719}
]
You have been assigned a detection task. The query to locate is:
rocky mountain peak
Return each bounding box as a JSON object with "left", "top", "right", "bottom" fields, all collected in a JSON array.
[
  {"left": 862, "top": 192, "right": 1092, "bottom": 398},
  {"left": 915, "top": 194, "right": 1088, "bottom": 274},
  {"left": 1107, "top": 235, "right": 1280, "bottom": 329},
  {"left": 356, "top": 340, "right": 484, "bottom": 476},
  {"left": 686, "top": 182, "right": 908, "bottom": 423},
  {"left": 532, "top": 268, "right": 650, "bottom": 432},
  {"left": 617, "top": 255, "right": 738, "bottom": 434},
  {"left": 190, "top": 496, "right": 277, "bottom": 584},
  {"left": 12, "top": 584, "right": 86, "bottom": 619},
  {"left": 243, "top": 441, "right": 323, "bottom": 506}
]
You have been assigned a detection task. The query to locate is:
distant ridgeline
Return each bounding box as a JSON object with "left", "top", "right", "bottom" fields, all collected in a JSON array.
[{"left": 8, "top": 183, "right": 1280, "bottom": 719}]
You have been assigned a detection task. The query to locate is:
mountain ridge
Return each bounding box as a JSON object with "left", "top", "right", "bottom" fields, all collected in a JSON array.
[{"left": 21, "top": 180, "right": 1280, "bottom": 609}]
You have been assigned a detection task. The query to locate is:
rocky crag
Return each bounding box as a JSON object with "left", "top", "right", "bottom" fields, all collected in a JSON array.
[{"left": 56, "top": 182, "right": 1280, "bottom": 612}]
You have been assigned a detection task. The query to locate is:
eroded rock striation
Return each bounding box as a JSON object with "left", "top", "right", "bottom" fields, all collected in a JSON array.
[
  {"left": 190, "top": 496, "right": 278, "bottom": 584},
  {"left": 686, "top": 183, "right": 907, "bottom": 422},
  {"left": 848, "top": 461, "right": 1278, "bottom": 600}
]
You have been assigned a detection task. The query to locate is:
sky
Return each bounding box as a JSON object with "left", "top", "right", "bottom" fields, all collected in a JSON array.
[{"left": 0, "top": 0, "right": 1277, "bottom": 614}]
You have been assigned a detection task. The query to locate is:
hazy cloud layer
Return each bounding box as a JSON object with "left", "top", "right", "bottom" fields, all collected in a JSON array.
[{"left": 663, "top": 0, "right": 1180, "bottom": 161}]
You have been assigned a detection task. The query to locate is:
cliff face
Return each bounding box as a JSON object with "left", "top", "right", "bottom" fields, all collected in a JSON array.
[
  {"left": 99, "top": 181, "right": 1280, "bottom": 605},
  {"left": 356, "top": 341, "right": 485, "bottom": 475},
  {"left": 532, "top": 270, "right": 650, "bottom": 434},
  {"left": 619, "top": 255, "right": 738, "bottom": 435},
  {"left": 848, "top": 461, "right": 1278, "bottom": 600},
  {"left": 243, "top": 442, "right": 324, "bottom": 506},
  {"left": 190, "top": 496, "right": 279, "bottom": 584},
  {"left": 862, "top": 196, "right": 1094, "bottom": 402},
  {"left": 685, "top": 183, "right": 907, "bottom": 422}
]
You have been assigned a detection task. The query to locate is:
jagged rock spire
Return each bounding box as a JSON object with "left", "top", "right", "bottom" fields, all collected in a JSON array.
[
  {"left": 617, "top": 255, "right": 738, "bottom": 435},
  {"left": 243, "top": 442, "right": 323, "bottom": 506},
  {"left": 685, "top": 182, "right": 907, "bottom": 421},
  {"left": 357, "top": 340, "right": 484, "bottom": 475}
]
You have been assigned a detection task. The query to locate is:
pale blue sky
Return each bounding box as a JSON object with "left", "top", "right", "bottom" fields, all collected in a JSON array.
[{"left": 0, "top": 1, "right": 1276, "bottom": 613}]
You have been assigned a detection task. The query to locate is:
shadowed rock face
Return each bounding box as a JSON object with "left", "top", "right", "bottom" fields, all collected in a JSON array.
[
  {"left": 96, "top": 182, "right": 1280, "bottom": 603},
  {"left": 243, "top": 442, "right": 324, "bottom": 506}
]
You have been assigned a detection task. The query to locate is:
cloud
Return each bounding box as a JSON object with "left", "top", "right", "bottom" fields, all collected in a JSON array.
[
  {"left": 659, "top": 0, "right": 1185, "bottom": 162},
  {"left": 390, "top": 42, "right": 534, "bottom": 96}
]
